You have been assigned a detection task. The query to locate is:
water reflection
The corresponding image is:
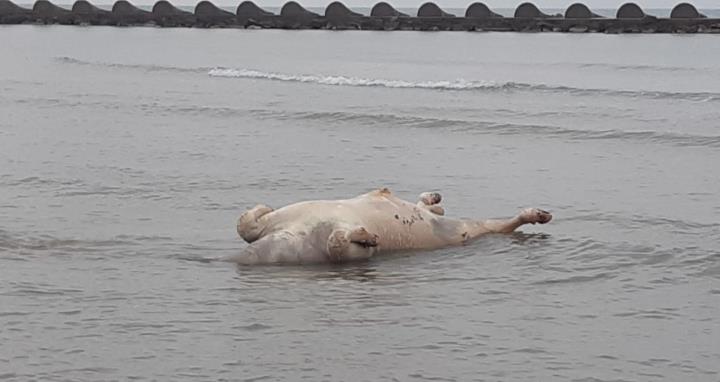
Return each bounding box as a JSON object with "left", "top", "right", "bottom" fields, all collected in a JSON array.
[{"left": 234, "top": 262, "right": 379, "bottom": 283}]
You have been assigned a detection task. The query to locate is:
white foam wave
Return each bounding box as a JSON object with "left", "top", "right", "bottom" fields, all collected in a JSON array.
[
  {"left": 208, "top": 68, "right": 506, "bottom": 91},
  {"left": 55, "top": 58, "right": 720, "bottom": 101}
]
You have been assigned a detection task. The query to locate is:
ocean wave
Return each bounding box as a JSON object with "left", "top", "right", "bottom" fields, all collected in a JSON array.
[
  {"left": 455, "top": 60, "right": 718, "bottom": 73},
  {"left": 527, "top": 84, "right": 720, "bottom": 102},
  {"left": 486, "top": 123, "right": 720, "bottom": 148},
  {"left": 55, "top": 56, "right": 209, "bottom": 74},
  {"left": 117, "top": 103, "right": 720, "bottom": 148},
  {"left": 209, "top": 67, "right": 720, "bottom": 102},
  {"left": 576, "top": 62, "right": 716, "bottom": 73},
  {"left": 209, "top": 68, "right": 508, "bottom": 90},
  {"left": 244, "top": 109, "right": 720, "bottom": 148},
  {"left": 55, "top": 57, "right": 720, "bottom": 102}
]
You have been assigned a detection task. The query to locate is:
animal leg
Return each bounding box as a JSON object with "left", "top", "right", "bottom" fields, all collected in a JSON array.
[
  {"left": 237, "top": 204, "right": 274, "bottom": 243},
  {"left": 326, "top": 227, "right": 379, "bottom": 263},
  {"left": 481, "top": 208, "right": 552, "bottom": 234},
  {"left": 417, "top": 192, "right": 445, "bottom": 216}
]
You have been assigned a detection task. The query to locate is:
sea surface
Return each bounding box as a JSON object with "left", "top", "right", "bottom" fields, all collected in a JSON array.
[{"left": 1, "top": 25, "right": 719, "bottom": 381}]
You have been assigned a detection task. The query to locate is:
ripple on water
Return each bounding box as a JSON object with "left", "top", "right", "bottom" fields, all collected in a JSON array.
[{"left": 232, "top": 323, "right": 273, "bottom": 331}]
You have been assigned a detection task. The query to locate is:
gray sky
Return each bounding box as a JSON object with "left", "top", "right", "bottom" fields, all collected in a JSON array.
[{"left": 127, "top": 0, "right": 718, "bottom": 8}]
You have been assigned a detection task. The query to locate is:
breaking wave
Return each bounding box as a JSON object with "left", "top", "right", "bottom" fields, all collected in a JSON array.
[
  {"left": 55, "top": 57, "right": 720, "bottom": 102},
  {"left": 208, "top": 67, "right": 720, "bottom": 102},
  {"left": 209, "top": 68, "right": 507, "bottom": 90}
]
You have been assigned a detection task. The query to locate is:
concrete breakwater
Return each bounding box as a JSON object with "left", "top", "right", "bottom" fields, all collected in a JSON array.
[{"left": 1, "top": 0, "right": 719, "bottom": 33}]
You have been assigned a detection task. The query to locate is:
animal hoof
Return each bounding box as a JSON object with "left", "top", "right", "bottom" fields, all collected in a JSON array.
[
  {"left": 237, "top": 204, "right": 274, "bottom": 243},
  {"left": 419, "top": 192, "right": 442, "bottom": 206},
  {"left": 520, "top": 208, "right": 552, "bottom": 225},
  {"left": 349, "top": 227, "right": 379, "bottom": 247},
  {"left": 428, "top": 205, "right": 445, "bottom": 216}
]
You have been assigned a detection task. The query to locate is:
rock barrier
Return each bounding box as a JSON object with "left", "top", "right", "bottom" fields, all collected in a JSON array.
[{"left": 0, "top": 1, "right": 718, "bottom": 33}]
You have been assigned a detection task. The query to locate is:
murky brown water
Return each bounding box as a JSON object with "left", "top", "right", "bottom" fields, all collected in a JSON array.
[{"left": 1, "top": 26, "right": 719, "bottom": 381}]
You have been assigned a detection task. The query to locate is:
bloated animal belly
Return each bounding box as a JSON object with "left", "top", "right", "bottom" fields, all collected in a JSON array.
[{"left": 361, "top": 206, "right": 447, "bottom": 251}]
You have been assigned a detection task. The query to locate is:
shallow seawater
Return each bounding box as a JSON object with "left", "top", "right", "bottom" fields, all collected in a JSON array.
[{"left": 0, "top": 25, "right": 719, "bottom": 381}]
